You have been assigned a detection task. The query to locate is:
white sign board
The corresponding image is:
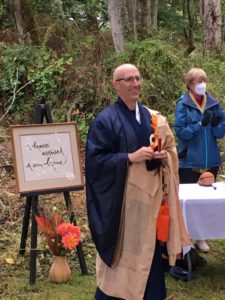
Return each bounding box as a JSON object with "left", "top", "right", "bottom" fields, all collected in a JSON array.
[{"left": 10, "top": 123, "right": 83, "bottom": 193}]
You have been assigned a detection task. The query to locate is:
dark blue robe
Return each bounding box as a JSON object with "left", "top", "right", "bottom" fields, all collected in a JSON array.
[{"left": 85, "top": 98, "right": 166, "bottom": 300}]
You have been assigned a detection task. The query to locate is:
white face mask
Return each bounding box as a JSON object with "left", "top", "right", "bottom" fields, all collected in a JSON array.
[{"left": 194, "top": 82, "right": 206, "bottom": 95}]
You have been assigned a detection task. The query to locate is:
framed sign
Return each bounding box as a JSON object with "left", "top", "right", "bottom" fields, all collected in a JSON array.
[{"left": 10, "top": 122, "right": 83, "bottom": 193}]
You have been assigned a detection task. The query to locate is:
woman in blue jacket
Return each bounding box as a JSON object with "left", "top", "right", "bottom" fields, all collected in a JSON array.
[{"left": 174, "top": 67, "right": 225, "bottom": 252}]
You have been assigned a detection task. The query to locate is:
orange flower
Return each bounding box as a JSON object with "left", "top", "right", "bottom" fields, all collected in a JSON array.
[
  {"left": 61, "top": 232, "right": 81, "bottom": 250},
  {"left": 35, "top": 211, "right": 81, "bottom": 256},
  {"left": 57, "top": 223, "right": 81, "bottom": 236}
]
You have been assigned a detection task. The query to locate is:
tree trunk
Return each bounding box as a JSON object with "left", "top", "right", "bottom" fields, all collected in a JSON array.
[
  {"left": 202, "top": 0, "right": 222, "bottom": 54},
  {"left": 223, "top": 15, "right": 225, "bottom": 41},
  {"left": 107, "top": 0, "right": 125, "bottom": 52},
  {"left": 6, "top": 0, "right": 32, "bottom": 44},
  {"left": 183, "top": 0, "right": 195, "bottom": 57},
  {"left": 132, "top": 0, "right": 138, "bottom": 40},
  {"left": 124, "top": 0, "right": 139, "bottom": 41},
  {"left": 145, "top": 0, "right": 152, "bottom": 28},
  {"left": 199, "top": 0, "right": 204, "bottom": 21},
  {"left": 107, "top": 0, "right": 158, "bottom": 45},
  {"left": 139, "top": 0, "right": 158, "bottom": 32},
  {"left": 151, "top": 0, "right": 158, "bottom": 29}
]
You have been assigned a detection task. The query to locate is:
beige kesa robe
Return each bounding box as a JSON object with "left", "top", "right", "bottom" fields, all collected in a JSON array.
[{"left": 96, "top": 109, "right": 191, "bottom": 300}]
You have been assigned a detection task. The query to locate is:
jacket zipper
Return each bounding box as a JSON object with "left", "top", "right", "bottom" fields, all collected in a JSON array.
[{"left": 204, "top": 127, "right": 208, "bottom": 168}]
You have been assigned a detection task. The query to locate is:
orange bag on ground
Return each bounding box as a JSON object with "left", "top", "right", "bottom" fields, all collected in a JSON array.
[{"left": 156, "top": 203, "right": 170, "bottom": 242}]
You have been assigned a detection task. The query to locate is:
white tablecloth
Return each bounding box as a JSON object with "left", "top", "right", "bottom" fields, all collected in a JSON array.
[{"left": 179, "top": 182, "right": 225, "bottom": 240}]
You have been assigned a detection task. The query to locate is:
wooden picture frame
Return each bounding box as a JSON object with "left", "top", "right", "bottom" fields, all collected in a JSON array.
[{"left": 10, "top": 122, "right": 83, "bottom": 193}]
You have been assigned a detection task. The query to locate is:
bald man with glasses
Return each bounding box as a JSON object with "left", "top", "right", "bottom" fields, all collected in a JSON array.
[{"left": 86, "top": 64, "right": 191, "bottom": 300}]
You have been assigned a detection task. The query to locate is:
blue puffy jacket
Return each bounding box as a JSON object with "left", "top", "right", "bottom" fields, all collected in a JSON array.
[{"left": 174, "top": 92, "right": 225, "bottom": 169}]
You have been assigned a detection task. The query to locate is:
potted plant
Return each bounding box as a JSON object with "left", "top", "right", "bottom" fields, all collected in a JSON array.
[{"left": 35, "top": 209, "right": 81, "bottom": 283}]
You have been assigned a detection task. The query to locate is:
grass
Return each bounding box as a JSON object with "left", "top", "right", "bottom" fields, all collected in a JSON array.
[
  {"left": 0, "top": 242, "right": 97, "bottom": 300},
  {"left": 166, "top": 239, "right": 225, "bottom": 299},
  {"left": 1, "top": 239, "right": 225, "bottom": 299},
  {"left": 1, "top": 273, "right": 96, "bottom": 300}
]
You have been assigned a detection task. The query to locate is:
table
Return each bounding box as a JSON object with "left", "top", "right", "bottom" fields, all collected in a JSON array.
[
  {"left": 179, "top": 182, "right": 225, "bottom": 279},
  {"left": 179, "top": 182, "right": 225, "bottom": 240}
]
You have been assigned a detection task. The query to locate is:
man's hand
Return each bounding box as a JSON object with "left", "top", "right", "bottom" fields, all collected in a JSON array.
[
  {"left": 154, "top": 150, "right": 167, "bottom": 159},
  {"left": 128, "top": 146, "right": 154, "bottom": 163},
  {"left": 128, "top": 147, "right": 167, "bottom": 163}
]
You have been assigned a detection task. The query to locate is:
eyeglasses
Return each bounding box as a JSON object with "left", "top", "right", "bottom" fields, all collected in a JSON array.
[{"left": 115, "top": 76, "right": 143, "bottom": 83}]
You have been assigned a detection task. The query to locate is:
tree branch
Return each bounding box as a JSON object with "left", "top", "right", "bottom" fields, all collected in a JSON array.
[{"left": 0, "top": 71, "right": 34, "bottom": 123}]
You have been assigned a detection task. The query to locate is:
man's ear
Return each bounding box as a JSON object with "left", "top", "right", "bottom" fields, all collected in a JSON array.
[{"left": 112, "top": 80, "right": 118, "bottom": 89}]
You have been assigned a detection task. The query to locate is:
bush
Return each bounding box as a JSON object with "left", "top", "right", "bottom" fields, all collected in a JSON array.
[
  {"left": 0, "top": 44, "right": 71, "bottom": 123},
  {"left": 1, "top": 29, "right": 225, "bottom": 141}
]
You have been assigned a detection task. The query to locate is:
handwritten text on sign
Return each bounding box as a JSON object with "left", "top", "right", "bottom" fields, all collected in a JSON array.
[{"left": 20, "top": 132, "right": 75, "bottom": 182}]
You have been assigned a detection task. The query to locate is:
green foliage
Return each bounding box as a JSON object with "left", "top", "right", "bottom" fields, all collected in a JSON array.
[
  {"left": 158, "top": 0, "right": 203, "bottom": 46},
  {"left": 31, "top": 0, "right": 64, "bottom": 17},
  {"left": 158, "top": 1, "right": 185, "bottom": 32},
  {"left": 1, "top": 28, "right": 225, "bottom": 139},
  {"left": 222, "top": 0, "right": 225, "bottom": 14},
  {"left": 1, "top": 0, "right": 225, "bottom": 140},
  {"left": 0, "top": 44, "right": 71, "bottom": 123},
  {"left": 0, "top": 2, "right": 13, "bottom": 29},
  {"left": 133, "top": 39, "right": 185, "bottom": 112},
  {"left": 30, "top": 0, "right": 108, "bottom": 30},
  {"left": 62, "top": 0, "right": 108, "bottom": 27},
  {"left": 28, "top": 55, "right": 67, "bottom": 103},
  {"left": 103, "top": 37, "right": 186, "bottom": 119}
]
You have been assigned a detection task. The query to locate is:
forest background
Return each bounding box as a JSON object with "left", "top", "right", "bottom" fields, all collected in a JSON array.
[{"left": 1, "top": 1, "right": 225, "bottom": 299}]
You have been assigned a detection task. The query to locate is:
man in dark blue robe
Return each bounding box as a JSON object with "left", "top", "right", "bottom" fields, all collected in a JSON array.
[{"left": 86, "top": 64, "right": 170, "bottom": 300}]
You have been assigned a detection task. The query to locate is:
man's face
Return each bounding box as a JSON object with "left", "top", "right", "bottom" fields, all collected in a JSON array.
[{"left": 113, "top": 67, "right": 142, "bottom": 103}]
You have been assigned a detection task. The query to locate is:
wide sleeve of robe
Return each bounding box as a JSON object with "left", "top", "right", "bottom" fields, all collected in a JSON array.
[{"left": 85, "top": 108, "right": 128, "bottom": 267}]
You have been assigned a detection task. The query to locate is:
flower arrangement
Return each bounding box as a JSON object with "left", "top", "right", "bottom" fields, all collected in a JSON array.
[{"left": 35, "top": 209, "right": 81, "bottom": 256}]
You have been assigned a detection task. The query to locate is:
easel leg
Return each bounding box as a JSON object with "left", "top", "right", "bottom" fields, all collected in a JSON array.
[
  {"left": 64, "top": 191, "right": 88, "bottom": 275},
  {"left": 30, "top": 196, "right": 38, "bottom": 284},
  {"left": 75, "top": 240, "right": 88, "bottom": 275},
  {"left": 19, "top": 196, "right": 32, "bottom": 256}
]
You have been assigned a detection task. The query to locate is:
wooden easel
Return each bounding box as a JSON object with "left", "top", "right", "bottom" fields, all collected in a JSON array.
[{"left": 19, "top": 101, "right": 88, "bottom": 284}]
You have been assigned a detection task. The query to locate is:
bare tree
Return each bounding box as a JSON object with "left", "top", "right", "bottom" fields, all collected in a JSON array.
[
  {"left": 200, "top": 0, "right": 222, "bottom": 54},
  {"left": 107, "top": 0, "right": 125, "bottom": 52}
]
